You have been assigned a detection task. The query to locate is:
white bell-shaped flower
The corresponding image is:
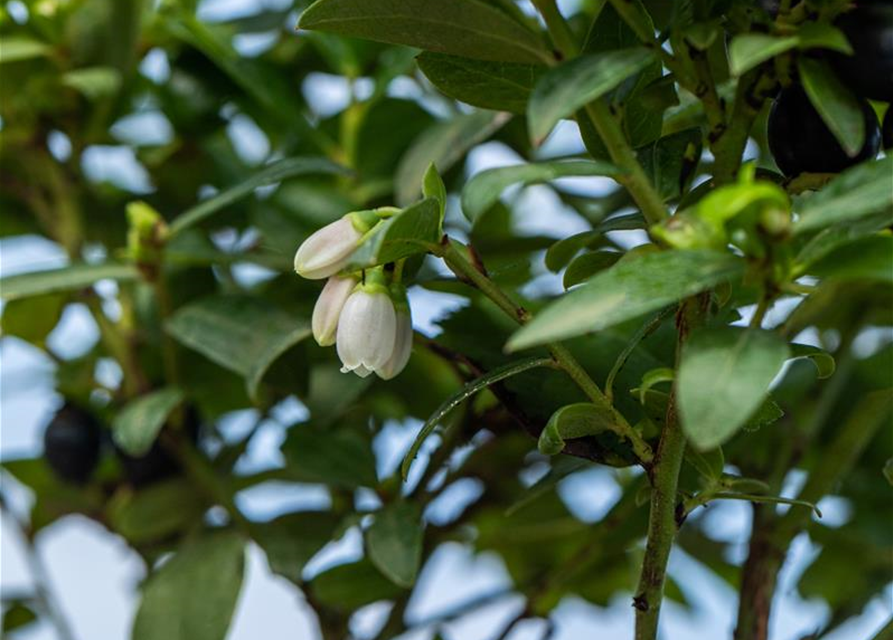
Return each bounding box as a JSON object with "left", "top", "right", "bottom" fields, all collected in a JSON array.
[
  {"left": 336, "top": 282, "right": 397, "bottom": 378},
  {"left": 312, "top": 275, "right": 357, "bottom": 347},
  {"left": 294, "top": 216, "right": 363, "bottom": 280},
  {"left": 376, "top": 306, "right": 413, "bottom": 380}
]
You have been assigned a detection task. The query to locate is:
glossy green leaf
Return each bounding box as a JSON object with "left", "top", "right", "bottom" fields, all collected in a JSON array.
[
  {"left": 462, "top": 160, "right": 623, "bottom": 223},
  {"left": 678, "top": 327, "right": 790, "bottom": 450},
  {"left": 255, "top": 512, "right": 342, "bottom": 584},
  {"left": 349, "top": 199, "right": 441, "bottom": 269},
  {"left": 728, "top": 34, "right": 798, "bottom": 76},
  {"left": 401, "top": 356, "right": 554, "bottom": 479},
  {"left": 165, "top": 295, "right": 311, "bottom": 402},
  {"left": 793, "top": 157, "right": 893, "bottom": 234},
  {"left": 799, "top": 58, "right": 864, "bottom": 156},
  {"left": 0, "top": 263, "right": 139, "bottom": 301},
  {"left": 367, "top": 501, "right": 423, "bottom": 587},
  {"left": 727, "top": 22, "right": 853, "bottom": 77},
  {"left": 299, "top": 0, "right": 549, "bottom": 63},
  {"left": 396, "top": 110, "right": 510, "bottom": 206},
  {"left": 169, "top": 157, "right": 346, "bottom": 237},
  {"left": 528, "top": 48, "right": 655, "bottom": 144},
  {"left": 112, "top": 387, "right": 185, "bottom": 456},
  {"left": 132, "top": 531, "right": 245, "bottom": 640},
  {"left": 507, "top": 250, "right": 745, "bottom": 351},
  {"left": 538, "top": 403, "right": 618, "bottom": 455},
  {"left": 417, "top": 52, "right": 544, "bottom": 114}
]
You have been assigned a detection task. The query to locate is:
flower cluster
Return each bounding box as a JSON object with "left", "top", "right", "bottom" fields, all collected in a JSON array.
[{"left": 294, "top": 212, "right": 413, "bottom": 380}]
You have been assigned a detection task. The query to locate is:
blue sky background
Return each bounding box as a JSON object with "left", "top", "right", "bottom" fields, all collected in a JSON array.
[{"left": 1, "top": 0, "right": 891, "bottom": 638}]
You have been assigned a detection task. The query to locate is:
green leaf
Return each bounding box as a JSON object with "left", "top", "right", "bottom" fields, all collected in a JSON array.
[
  {"left": 1, "top": 294, "right": 66, "bottom": 346},
  {"left": 678, "top": 327, "right": 790, "bottom": 450},
  {"left": 349, "top": 199, "right": 441, "bottom": 269},
  {"left": 807, "top": 235, "right": 893, "bottom": 284},
  {"left": 743, "top": 398, "right": 785, "bottom": 433},
  {"left": 401, "top": 356, "right": 554, "bottom": 479},
  {"left": 537, "top": 403, "right": 618, "bottom": 455},
  {"left": 794, "top": 212, "right": 892, "bottom": 270},
  {"left": 638, "top": 128, "right": 702, "bottom": 201},
  {"left": 255, "top": 512, "right": 342, "bottom": 584},
  {"left": 0, "top": 37, "right": 51, "bottom": 63},
  {"left": 2, "top": 602, "right": 37, "bottom": 632},
  {"left": 563, "top": 251, "right": 622, "bottom": 289},
  {"left": 416, "top": 52, "right": 544, "bottom": 113},
  {"left": 165, "top": 295, "right": 311, "bottom": 402},
  {"left": 107, "top": 478, "right": 206, "bottom": 544},
  {"left": 728, "top": 33, "right": 798, "bottom": 76},
  {"left": 544, "top": 213, "right": 644, "bottom": 272},
  {"left": 461, "top": 160, "right": 623, "bottom": 223},
  {"left": 0, "top": 263, "right": 139, "bottom": 301},
  {"left": 422, "top": 163, "right": 447, "bottom": 217},
  {"left": 169, "top": 157, "right": 346, "bottom": 237},
  {"left": 62, "top": 67, "right": 122, "bottom": 100},
  {"left": 507, "top": 250, "right": 745, "bottom": 351},
  {"left": 638, "top": 367, "right": 675, "bottom": 405},
  {"left": 298, "top": 0, "right": 549, "bottom": 64},
  {"left": 367, "top": 501, "right": 423, "bottom": 587},
  {"left": 884, "top": 459, "right": 893, "bottom": 486},
  {"left": 799, "top": 58, "right": 864, "bottom": 156},
  {"left": 795, "top": 23, "right": 852, "bottom": 55},
  {"left": 603, "top": 306, "right": 673, "bottom": 402},
  {"left": 711, "top": 492, "right": 822, "bottom": 517},
  {"left": 282, "top": 426, "right": 378, "bottom": 489},
  {"left": 528, "top": 48, "right": 655, "bottom": 144},
  {"left": 310, "top": 559, "right": 405, "bottom": 611},
  {"left": 112, "top": 387, "right": 185, "bottom": 457},
  {"left": 685, "top": 446, "right": 725, "bottom": 483},
  {"left": 132, "top": 532, "right": 245, "bottom": 640},
  {"left": 396, "top": 110, "right": 510, "bottom": 206},
  {"left": 788, "top": 343, "right": 836, "bottom": 379},
  {"left": 793, "top": 157, "right": 893, "bottom": 235}
]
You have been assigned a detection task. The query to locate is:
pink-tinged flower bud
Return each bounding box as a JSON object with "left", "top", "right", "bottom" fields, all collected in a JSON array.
[
  {"left": 312, "top": 275, "right": 357, "bottom": 347},
  {"left": 376, "top": 308, "right": 413, "bottom": 380},
  {"left": 336, "top": 285, "right": 397, "bottom": 378},
  {"left": 294, "top": 216, "right": 363, "bottom": 280}
]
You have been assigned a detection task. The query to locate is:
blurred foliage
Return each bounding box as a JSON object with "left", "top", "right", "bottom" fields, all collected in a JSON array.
[{"left": 0, "top": 1, "right": 891, "bottom": 639}]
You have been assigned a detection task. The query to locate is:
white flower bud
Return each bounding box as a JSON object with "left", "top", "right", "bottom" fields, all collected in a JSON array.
[
  {"left": 312, "top": 275, "right": 357, "bottom": 347},
  {"left": 376, "top": 308, "right": 413, "bottom": 380},
  {"left": 336, "top": 286, "right": 397, "bottom": 378},
  {"left": 294, "top": 216, "right": 363, "bottom": 280}
]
